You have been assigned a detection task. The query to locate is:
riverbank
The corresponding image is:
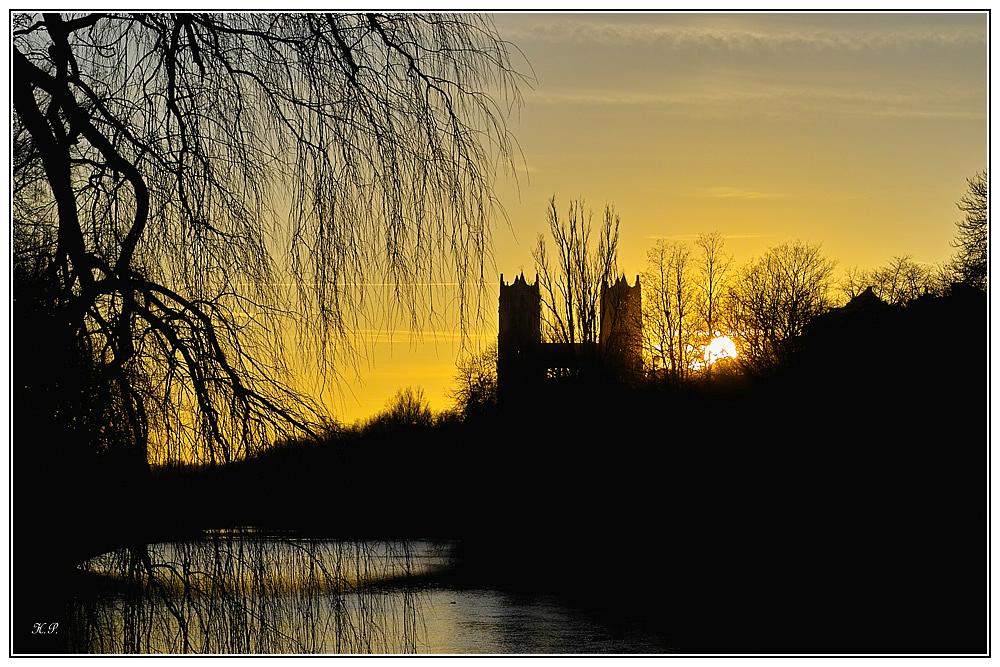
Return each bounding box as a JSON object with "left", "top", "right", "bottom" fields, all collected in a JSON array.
[{"left": 13, "top": 287, "right": 987, "bottom": 654}]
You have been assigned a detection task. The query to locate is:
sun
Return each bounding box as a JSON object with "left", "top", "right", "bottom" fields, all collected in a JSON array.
[{"left": 704, "top": 336, "right": 738, "bottom": 365}]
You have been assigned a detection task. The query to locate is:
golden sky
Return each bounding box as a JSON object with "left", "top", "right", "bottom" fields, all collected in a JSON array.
[{"left": 324, "top": 11, "right": 987, "bottom": 423}]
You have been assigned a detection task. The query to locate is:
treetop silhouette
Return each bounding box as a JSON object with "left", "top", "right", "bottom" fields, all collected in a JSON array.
[{"left": 950, "top": 170, "right": 987, "bottom": 290}]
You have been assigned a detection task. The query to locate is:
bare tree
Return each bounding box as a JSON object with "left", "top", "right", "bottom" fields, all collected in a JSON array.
[
  {"left": 840, "top": 256, "right": 935, "bottom": 306},
  {"left": 450, "top": 343, "right": 497, "bottom": 416},
  {"left": 643, "top": 240, "right": 695, "bottom": 381},
  {"left": 532, "top": 197, "right": 620, "bottom": 344},
  {"left": 949, "top": 171, "right": 988, "bottom": 290},
  {"left": 726, "top": 241, "right": 836, "bottom": 369},
  {"left": 839, "top": 266, "right": 871, "bottom": 303},
  {"left": 365, "top": 386, "right": 433, "bottom": 430},
  {"left": 695, "top": 231, "right": 733, "bottom": 343},
  {"left": 12, "top": 12, "right": 525, "bottom": 464}
]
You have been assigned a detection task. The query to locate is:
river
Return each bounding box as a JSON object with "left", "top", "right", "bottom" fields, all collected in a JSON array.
[{"left": 65, "top": 532, "right": 678, "bottom": 654}]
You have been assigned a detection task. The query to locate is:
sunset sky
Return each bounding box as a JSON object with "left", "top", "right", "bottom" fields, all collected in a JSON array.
[{"left": 327, "top": 11, "right": 987, "bottom": 422}]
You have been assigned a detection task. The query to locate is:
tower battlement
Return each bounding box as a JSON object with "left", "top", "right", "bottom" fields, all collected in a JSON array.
[
  {"left": 496, "top": 272, "right": 642, "bottom": 402},
  {"left": 600, "top": 275, "right": 643, "bottom": 377}
]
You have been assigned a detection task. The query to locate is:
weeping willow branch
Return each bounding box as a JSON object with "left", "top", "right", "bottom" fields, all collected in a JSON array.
[{"left": 13, "top": 12, "right": 528, "bottom": 462}]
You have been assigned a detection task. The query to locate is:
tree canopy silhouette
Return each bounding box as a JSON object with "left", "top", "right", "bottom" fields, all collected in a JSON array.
[
  {"left": 532, "top": 196, "right": 620, "bottom": 345},
  {"left": 643, "top": 232, "right": 733, "bottom": 381},
  {"left": 840, "top": 255, "right": 937, "bottom": 306},
  {"left": 450, "top": 343, "right": 498, "bottom": 417},
  {"left": 695, "top": 232, "right": 732, "bottom": 343},
  {"left": 950, "top": 170, "right": 987, "bottom": 290},
  {"left": 643, "top": 239, "right": 694, "bottom": 380},
  {"left": 364, "top": 386, "right": 434, "bottom": 431},
  {"left": 726, "top": 241, "right": 835, "bottom": 369},
  {"left": 13, "top": 12, "right": 525, "bottom": 463}
]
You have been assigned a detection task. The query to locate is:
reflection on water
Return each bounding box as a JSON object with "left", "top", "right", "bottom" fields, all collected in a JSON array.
[
  {"left": 419, "top": 589, "right": 676, "bottom": 654},
  {"left": 70, "top": 534, "right": 441, "bottom": 654},
  {"left": 68, "top": 533, "right": 676, "bottom": 654}
]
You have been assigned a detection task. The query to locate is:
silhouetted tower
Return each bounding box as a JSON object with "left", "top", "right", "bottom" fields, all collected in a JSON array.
[
  {"left": 497, "top": 273, "right": 542, "bottom": 402},
  {"left": 600, "top": 275, "right": 643, "bottom": 377}
]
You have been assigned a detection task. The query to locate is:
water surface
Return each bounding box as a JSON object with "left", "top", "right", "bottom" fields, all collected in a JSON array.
[{"left": 69, "top": 533, "right": 677, "bottom": 654}]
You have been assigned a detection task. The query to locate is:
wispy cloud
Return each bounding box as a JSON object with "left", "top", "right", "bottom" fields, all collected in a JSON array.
[
  {"left": 504, "top": 18, "right": 986, "bottom": 52},
  {"left": 528, "top": 84, "right": 984, "bottom": 121},
  {"left": 698, "top": 187, "right": 788, "bottom": 200},
  {"left": 644, "top": 233, "right": 773, "bottom": 241},
  {"left": 348, "top": 328, "right": 493, "bottom": 344},
  {"left": 859, "top": 107, "right": 985, "bottom": 120},
  {"left": 644, "top": 186, "right": 791, "bottom": 202},
  {"left": 529, "top": 88, "right": 764, "bottom": 107}
]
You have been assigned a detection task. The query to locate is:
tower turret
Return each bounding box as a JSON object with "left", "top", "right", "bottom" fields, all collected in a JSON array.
[
  {"left": 599, "top": 274, "right": 642, "bottom": 377},
  {"left": 497, "top": 273, "right": 542, "bottom": 401}
]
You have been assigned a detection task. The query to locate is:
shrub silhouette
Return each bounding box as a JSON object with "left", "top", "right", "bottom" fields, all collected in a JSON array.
[{"left": 363, "top": 386, "right": 434, "bottom": 431}]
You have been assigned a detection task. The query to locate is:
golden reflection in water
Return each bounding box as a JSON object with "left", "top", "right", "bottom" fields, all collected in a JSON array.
[
  {"left": 67, "top": 536, "right": 677, "bottom": 654},
  {"left": 69, "top": 535, "right": 445, "bottom": 654}
]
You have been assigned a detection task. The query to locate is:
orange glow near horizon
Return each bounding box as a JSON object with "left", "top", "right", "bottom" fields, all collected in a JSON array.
[{"left": 310, "top": 12, "right": 985, "bottom": 424}]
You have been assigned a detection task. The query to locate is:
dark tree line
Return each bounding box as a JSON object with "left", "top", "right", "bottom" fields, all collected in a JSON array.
[{"left": 461, "top": 172, "right": 988, "bottom": 404}]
